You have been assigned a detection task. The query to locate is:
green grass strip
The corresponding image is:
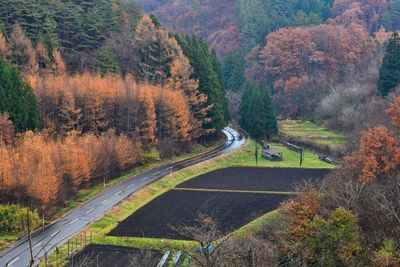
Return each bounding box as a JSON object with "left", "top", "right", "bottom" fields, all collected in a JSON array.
[{"left": 173, "top": 187, "right": 297, "bottom": 195}]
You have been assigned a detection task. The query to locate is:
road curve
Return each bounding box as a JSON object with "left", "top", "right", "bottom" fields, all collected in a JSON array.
[{"left": 0, "top": 127, "right": 245, "bottom": 266}]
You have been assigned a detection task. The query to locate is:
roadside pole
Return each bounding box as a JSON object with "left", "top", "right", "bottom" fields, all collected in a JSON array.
[{"left": 255, "top": 142, "right": 258, "bottom": 165}]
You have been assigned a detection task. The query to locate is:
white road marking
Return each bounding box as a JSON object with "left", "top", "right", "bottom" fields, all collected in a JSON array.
[
  {"left": 101, "top": 199, "right": 109, "bottom": 204},
  {"left": 153, "top": 171, "right": 161, "bottom": 176},
  {"left": 140, "top": 177, "right": 148, "bottom": 182},
  {"left": 51, "top": 230, "right": 61, "bottom": 237},
  {"left": 69, "top": 218, "right": 79, "bottom": 225},
  {"left": 114, "top": 191, "right": 122, "bottom": 196},
  {"left": 33, "top": 242, "right": 42, "bottom": 249},
  {"left": 8, "top": 256, "right": 20, "bottom": 266},
  {"left": 128, "top": 184, "right": 135, "bottom": 188},
  {"left": 86, "top": 208, "right": 95, "bottom": 214}
]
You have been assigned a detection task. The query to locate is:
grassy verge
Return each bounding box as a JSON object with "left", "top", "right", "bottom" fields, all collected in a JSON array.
[
  {"left": 173, "top": 188, "right": 298, "bottom": 195},
  {"left": 279, "top": 120, "right": 348, "bottom": 151},
  {"left": 233, "top": 210, "right": 280, "bottom": 236},
  {"left": 51, "top": 140, "right": 223, "bottom": 220},
  {"left": 0, "top": 235, "right": 17, "bottom": 253},
  {"left": 0, "top": 140, "right": 222, "bottom": 252},
  {"left": 43, "top": 138, "right": 332, "bottom": 265}
]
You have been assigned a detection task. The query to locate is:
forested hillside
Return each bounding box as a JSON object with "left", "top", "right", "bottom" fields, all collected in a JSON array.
[
  {"left": 1, "top": 0, "right": 400, "bottom": 265},
  {"left": 131, "top": 1, "right": 400, "bottom": 265},
  {"left": 0, "top": 1, "right": 228, "bottom": 209},
  {"left": 138, "top": 0, "right": 334, "bottom": 55}
]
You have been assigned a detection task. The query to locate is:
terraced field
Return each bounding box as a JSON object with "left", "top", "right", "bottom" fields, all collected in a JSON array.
[
  {"left": 109, "top": 167, "right": 329, "bottom": 240},
  {"left": 279, "top": 120, "right": 348, "bottom": 154},
  {"left": 56, "top": 137, "right": 333, "bottom": 267}
]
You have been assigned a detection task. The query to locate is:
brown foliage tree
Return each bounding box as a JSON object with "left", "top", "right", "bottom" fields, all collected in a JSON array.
[
  {"left": 143, "top": 0, "right": 240, "bottom": 55},
  {"left": 251, "top": 22, "right": 377, "bottom": 116},
  {"left": 8, "top": 24, "right": 38, "bottom": 74},
  {"left": 346, "top": 125, "right": 400, "bottom": 183},
  {"left": 386, "top": 96, "right": 400, "bottom": 130},
  {"left": 0, "top": 130, "right": 144, "bottom": 208},
  {"left": 0, "top": 31, "right": 9, "bottom": 59},
  {"left": 0, "top": 113, "right": 15, "bottom": 145},
  {"left": 133, "top": 15, "right": 180, "bottom": 84},
  {"left": 331, "top": 0, "right": 390, "bottom": 33},
  {"left": 168, "top": 55, "right": 209, "bottom": 139}
]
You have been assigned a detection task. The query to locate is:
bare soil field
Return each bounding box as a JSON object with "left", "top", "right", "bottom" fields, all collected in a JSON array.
[
  {"left": 176, "top": 167, "right": 331, "bottom": 191},
  {"left": 68, "top": 244, "right": 161, "bottom": 267},
  {"left": 108, "top": 190, "right": 287, "bottom": 240}
]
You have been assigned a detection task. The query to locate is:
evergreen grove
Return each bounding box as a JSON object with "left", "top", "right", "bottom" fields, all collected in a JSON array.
[
  {"left": 0, "top": 59, "right": 40, "bottom": 132},
  {"left": 377, "top": 32, "right": 400, "bottom": 97},
  {"left": 239, "top": 82, "right": 278, "bottom": 140},
  {"left": 173, "top": 34, "right": 229, "bottom": 133}
]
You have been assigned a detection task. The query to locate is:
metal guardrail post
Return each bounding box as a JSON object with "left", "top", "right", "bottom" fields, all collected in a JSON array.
[{"left": 157, "top": 251, "right": 170, "bottom": 267}]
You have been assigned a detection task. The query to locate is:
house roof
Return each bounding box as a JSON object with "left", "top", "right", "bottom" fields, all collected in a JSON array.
[{"left": 263, "top": 148, "right": 281, "bottom": 155}]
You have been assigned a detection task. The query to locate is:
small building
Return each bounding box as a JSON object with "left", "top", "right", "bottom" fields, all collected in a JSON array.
[{"left": 262, "top": 148, "right": 283, "bottom": 161}]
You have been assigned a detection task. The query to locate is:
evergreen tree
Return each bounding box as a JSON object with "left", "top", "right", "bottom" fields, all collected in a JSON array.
[
  {"left": 93, "top": 48, "right": 119, "bottom": 76},
  {"left": 377, "top": 32, "right": 400, "bottom": 97},
  {"left": 239, "top": 82, "right": 277, "bottom": 140},
  {"left": 223, "top": 51, "right": 246, "bottom": 91},
  {"left": 0, "top": 59, "right": 40, "bottom": 131},
  {"left": 174, "top": 34, "right": 229, "bottom": 134}
]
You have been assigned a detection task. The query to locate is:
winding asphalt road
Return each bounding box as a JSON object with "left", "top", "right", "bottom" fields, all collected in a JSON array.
[{"left": 0, "top": 127, "right": 245, "bottom": 266}]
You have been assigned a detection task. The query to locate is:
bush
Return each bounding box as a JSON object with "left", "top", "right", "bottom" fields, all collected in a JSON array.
[
  {"left": 0, "top": 204, "right": 41, "bottom": 235},
  {"left": 140, "top": 148, "right": 161, "bottom": 164}
]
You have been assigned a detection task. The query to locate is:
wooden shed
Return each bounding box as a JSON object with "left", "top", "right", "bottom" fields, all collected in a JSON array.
[{"left": 262, "top": 148, "right": 283, "bottom": 161}]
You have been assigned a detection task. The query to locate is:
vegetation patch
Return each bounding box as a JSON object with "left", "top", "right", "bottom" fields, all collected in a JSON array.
[{"left": 279, "top": 120, "right": 348, "bottom": 153}]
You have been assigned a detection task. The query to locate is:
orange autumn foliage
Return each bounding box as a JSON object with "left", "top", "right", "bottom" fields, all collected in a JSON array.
[
  {"left": 30, "top": 73, "right": 199, "bottom": 145},
  {"left": 346, "top": 125, "right": 400, "bottom": 183},
  {"left": 0, "top": 113, "right": 15, "bottom": 145},
  {"left": 0, "top": 131, "right": 143, "bottom": 208},
  {"left": 282, "top": 190, "right": 320, "bottom": 240},
  {"left": 331, "top": 0, "right": 390, "bottom": 33},
  {"left": 258, "top": 22, "right": 375, "bottom": 93},
  {"left": 386, "top": 96, "right": 400, "bottom": 130},
  {"left": 0, "top": 31, "right": 9, "bottom": 59}
]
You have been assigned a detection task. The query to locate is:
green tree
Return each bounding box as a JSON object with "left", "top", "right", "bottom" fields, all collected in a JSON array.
[
  {"left": 0, "top": 59, "right": 40, "bottom": 131},
  {"left": 377, "top": 32, "right": 400, "bottom": 96},
  {"left": 223, "top": 51, "right": 245, "bottom": 91},
  {"left": 0, "top": 204, "right": 41, "bottom": 236},
  {"left": 174, "top": 34, "right": 229, "bottom": 134},
  {"left": 239, "top": 82, "right": 277, "bottom": 140},
  {"left": 372, "top": 240, "right": 400, "bottom": 266},
  {"left": 93, "top": 48, "right": 119, "bottom": 75},
  {"left": 307, "top": 208, "right": 362, "bottom": 266}
]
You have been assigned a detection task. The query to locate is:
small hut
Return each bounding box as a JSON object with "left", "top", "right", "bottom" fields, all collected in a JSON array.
[{"left": 262, "top": 148, "right": 283, "bottom": 161}]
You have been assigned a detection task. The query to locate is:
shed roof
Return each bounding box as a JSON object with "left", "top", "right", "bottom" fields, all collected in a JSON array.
[{"left": 264, "top": 148, "right": 281, "bottom": 155}]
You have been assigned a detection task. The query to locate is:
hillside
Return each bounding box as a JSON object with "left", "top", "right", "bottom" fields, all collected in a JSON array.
[
  {"left": 137, "top": 0, "right": 334, "bottom": 55},
  {"left": 1, "top": 0, "right": 400, "bottom": 266}
]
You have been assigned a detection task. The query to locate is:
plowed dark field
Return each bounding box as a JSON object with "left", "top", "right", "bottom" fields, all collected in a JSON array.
[
  {"left": 177, "top": 167, "right": 331, "bottom": 191},
  {"left": 109, "top": 190, "right": 287, "bottom": 240},
  {"left": 68, "top": 244, "right": 161, "bottom": 267}
]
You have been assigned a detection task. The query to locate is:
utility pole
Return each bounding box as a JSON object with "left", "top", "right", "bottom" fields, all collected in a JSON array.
[
  {"left": 255, "top": 142, "right": 259, "bottom": 165},
  {"left": 27, "top": 210, "right": 34, "bottom": 267},
  {"left": 300, "top": 148, "right": 304, "bottom": 167}
]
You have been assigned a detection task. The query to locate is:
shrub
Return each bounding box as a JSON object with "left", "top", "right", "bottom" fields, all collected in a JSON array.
[
  {"left": 0, "top": 204, "right": 41, "bottom": 235},
  {"left": 140, "top": 148, "right": 161, "bottom": 164}
]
